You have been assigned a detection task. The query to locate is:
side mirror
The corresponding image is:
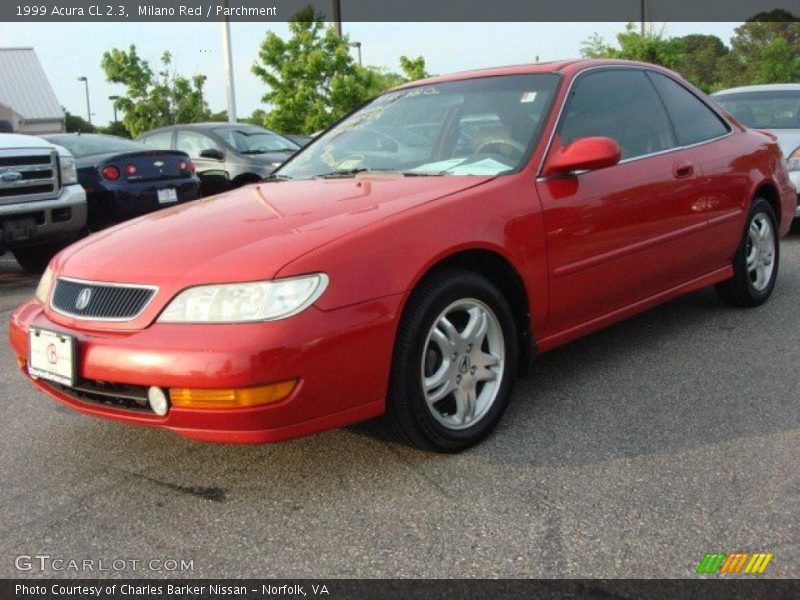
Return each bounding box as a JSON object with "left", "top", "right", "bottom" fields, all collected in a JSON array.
[
  {"left": 199, "top": 148, "right": 224, "bottom": 160},
  {"left": 543, "top": 136, "right": 621, "bottom": 177}
]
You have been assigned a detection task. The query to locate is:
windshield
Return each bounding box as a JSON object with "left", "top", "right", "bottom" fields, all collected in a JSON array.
[
  {"left": 715, "top": 90, "right": 800, "bottom": 130},
  {"left": 44, "top": 134, "right": 148, "bottom": 157},
  {"left": 279, "top": 74, "right": 560, "bottom": 179},
  {"left": 213, "top": 127, "right": 299, "bottom": 154}
]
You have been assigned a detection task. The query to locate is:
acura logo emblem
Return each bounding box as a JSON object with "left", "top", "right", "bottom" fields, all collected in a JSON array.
[{"left": 75, "top": 288, "right": 92, "bottom": 310}]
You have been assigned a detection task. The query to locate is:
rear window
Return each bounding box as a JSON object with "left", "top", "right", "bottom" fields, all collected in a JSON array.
[
  {"left": 45, "top": 135, "right": 147, "bottom": 158},
  {"left": 714, "top": 90, "right": 800, "bottom": 130}
]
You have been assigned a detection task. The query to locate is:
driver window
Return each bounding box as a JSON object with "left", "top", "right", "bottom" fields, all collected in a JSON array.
[{"left": 559, "top": 69, "right": 676, "bottom": 160}]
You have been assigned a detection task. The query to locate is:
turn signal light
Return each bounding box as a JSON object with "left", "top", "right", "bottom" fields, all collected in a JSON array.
[
  {"left": 101, "top": 165, "right": 120, "bottom": 180},
  {"left": 169, "top": 379, "right": 298, "bottom": 409}
]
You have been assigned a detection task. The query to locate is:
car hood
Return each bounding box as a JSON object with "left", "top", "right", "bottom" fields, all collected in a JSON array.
[
  {"left": 761, "top": 128, "right": 800, "bottom": 159},
  {"left": 54, "top": 176, "right": 492, "bottom": 286}
]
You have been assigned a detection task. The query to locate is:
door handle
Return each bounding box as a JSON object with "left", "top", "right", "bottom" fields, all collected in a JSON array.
[{"left": 673, "top": 160, "right": 694, "bottom": 179}]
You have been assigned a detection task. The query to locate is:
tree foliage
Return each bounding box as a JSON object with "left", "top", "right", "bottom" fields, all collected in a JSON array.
[
  {"left": 251, "top": 8, "right": 432, "bottom": 134},
  {"left": 100, "top": 45, "right": 211, "bottom": 137},
  {"left": 63, "top": 109, "right": 96, "bottom": 133},
  {"left": 582, "top": 14, "right": 800, "bottom": 92}
]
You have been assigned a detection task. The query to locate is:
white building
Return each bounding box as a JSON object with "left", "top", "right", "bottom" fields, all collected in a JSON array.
[{"left": 0, "top": 47, "right": 65, "bottom": 134}]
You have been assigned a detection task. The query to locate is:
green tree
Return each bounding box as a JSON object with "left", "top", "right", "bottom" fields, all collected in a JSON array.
[
  {"left": 719, "top": 11, "right": 800, "bottom": 87},
  {"left": 399, "top": 55, "right": 429, "bottom": 81},
  {"left": 674, "top": 34, "right": 729, "bottom": 92},
  {"left": 252, "top": 7, "right": 371, "bottom": 134},
  {"left": 98, "top": 120, "right": 131, "bottom": 138},
  {"left": 581, "top": 23, "right": 684, "bottom": 69},
  {"left": 63, "top": 109, "right": 95, "bottom": 133},
  {"left": 100, "top": 45, "right": 212, "bottom": 136}
]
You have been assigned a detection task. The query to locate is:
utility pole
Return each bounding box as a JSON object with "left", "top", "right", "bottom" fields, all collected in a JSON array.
[
  {"left": 640, "top": 0, "right": 650, "bottom": 37},
  {"left": 77, "top": 76, "right": 91, "bottom": 125},
  {"left": 221, "top": 14, "right": 237, "bottom": 123},
  {"left": 333, "top": 0, "right": 342, "bottom": 36}
]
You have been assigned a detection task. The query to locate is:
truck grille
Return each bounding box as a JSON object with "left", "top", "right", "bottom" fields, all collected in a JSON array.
[
  {"left": 0, "top": 148, "right": 59, "bottom": 204},
  {"left": 51, "top": 277, "right": 157, "bottom": 321}
]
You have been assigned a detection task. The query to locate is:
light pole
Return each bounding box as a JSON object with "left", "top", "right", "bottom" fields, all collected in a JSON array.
[
  {"left": 333, "top": 0, "right": 342, "bottom": 36},
  {"left": 220, "top": 14, "right": 237, "bottom": 123},
  {"left": 77, "top": 76, "right": 91, "bottom": 125},
  {"left": 108, "top": 95, "right": 120, "bottom": 123},
  {"left": 350, "top": 41, "right": 362, "bottom": 66}
]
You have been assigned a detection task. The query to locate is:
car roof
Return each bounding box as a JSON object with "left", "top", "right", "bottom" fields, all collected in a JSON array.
[
  {"left": 390, "top": 59, "right": 681, "bottom": 91},
  {"left": 713, "top": 83, "right": 800, "bottom": 96},
  {"left": 145, "top": 122, "right": 276, "bottom": 132}
]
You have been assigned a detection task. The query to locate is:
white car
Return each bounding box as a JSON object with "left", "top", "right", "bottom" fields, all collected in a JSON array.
[
  {"left": 0, "top": 133, "right": 87, "bottom": 272},
  {"left": 713, "top": 84, "right": 800, "bottom": 218}
]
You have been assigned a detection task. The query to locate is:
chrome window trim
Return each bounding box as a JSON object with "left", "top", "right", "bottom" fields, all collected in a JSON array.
[
  {"left": 536, "top": 64, "right": 735, "bottom": 180},
  {"left": 49, "top": 276, "right": 159, "bottom": 322}
]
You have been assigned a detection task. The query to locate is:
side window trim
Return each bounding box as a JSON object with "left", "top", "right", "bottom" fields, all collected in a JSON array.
[{"left": 538, "top": 65, "right": 735, "bottom": 177}]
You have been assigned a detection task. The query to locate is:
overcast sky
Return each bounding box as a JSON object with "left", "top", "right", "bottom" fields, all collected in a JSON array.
[{"left": 0, "top": 21, "right": 740, "bottom": 126}]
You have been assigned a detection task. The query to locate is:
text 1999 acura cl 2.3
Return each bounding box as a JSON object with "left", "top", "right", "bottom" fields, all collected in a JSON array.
[{"left": 9, "top": 60, "right": 797, "bottom": 452}]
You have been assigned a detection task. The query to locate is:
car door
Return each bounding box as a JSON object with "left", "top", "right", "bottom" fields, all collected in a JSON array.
[
  {"left": 646, "top": 71, "right": 741, "bottom": 270},
  {"left": 535, "top": 68, "right": 710, "bottom": 335},
  {"left": 175, "top": 129, "right": 229, "bottom": 196}
]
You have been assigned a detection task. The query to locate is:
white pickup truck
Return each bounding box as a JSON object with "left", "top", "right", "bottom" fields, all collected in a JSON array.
[{"left": 0, "top": 134, "right": 87, "bottom": 273}]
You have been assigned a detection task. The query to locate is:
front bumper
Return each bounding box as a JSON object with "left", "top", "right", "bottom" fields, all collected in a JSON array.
[
  {"left": 0, "top": 184, "right": 87, "bottom": 251},
  {"left": 9, "top": 294, "right": 401, "bottom": 443}
]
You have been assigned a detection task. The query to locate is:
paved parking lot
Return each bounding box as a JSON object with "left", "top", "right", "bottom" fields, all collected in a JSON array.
[{"left": 0, "top": 236, "right": 798, "bottom": 579}]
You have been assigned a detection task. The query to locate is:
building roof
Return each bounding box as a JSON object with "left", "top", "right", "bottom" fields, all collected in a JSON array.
[{"left": 0, "top": 48, "right": 63, "bottom": 122}]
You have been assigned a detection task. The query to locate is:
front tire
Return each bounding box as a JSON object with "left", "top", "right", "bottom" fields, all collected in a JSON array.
[
  {"left": 385, "top": 269, "right": 518, "bottom": 452},
  {"left": 715, "top": 198, "right": 779, "bottom": 307}
]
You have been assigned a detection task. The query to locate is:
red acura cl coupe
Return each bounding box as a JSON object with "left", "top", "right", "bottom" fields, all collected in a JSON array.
[{"left": 9, "top": 60, "right": 797, "bottom": 452}]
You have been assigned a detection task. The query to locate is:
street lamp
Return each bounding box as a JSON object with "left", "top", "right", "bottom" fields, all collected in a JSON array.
[
  {"left": 77, "top": 76, "right": 91, "bottom": 125},
  {"left": 108, "top": 95, "right": 120, "bottom": 123},
  {"left": 349, "top": 41, "right": 362, "bottom": 66}
]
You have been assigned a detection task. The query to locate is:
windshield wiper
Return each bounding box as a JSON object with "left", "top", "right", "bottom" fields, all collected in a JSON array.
[
  {"left": 315, "top": 168, "right": 446, "bottom": 179},
  {"left": 263, "top": 173, "right": 293, "bottom": 181}
]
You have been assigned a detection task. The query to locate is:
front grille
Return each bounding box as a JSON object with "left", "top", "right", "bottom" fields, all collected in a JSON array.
[
  {"left": 51, "top": 278, "right": 157, "bottom": 320},
  {"left": 0, "top": 148, "right": 59, "bottom": 204}
]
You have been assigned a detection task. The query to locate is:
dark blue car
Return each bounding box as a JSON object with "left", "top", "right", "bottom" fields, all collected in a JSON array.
[{"left": 44, "top": 134, "right": 201, "bottom": 231}]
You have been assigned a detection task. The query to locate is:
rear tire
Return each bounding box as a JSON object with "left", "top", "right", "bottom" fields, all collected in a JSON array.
[
  {"left": 385, "top": 268, "right": 518, "bottom": 452},
  {"left": 715, "top": 198, "right": 779, "bottom": 307},
  {"left": 12, "top": 241, "right": 68, "bottom": 274}
]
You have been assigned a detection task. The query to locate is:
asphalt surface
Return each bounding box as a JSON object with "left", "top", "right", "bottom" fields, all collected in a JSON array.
[{"left": 0, "top": 235, "right": 798, "bottom": 580}]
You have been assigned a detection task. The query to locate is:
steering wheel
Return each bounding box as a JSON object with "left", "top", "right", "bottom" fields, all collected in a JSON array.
[{"left": 474, "top": 138, "right": 527, "bottom": 161}]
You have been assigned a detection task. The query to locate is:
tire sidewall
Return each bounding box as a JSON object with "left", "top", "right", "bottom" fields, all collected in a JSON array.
[
  {"left": 742, "top": 199, "right": 779, "bottom": 302},
  {"left": 399, "top": 271, "right": 518, "bottom": 450}
]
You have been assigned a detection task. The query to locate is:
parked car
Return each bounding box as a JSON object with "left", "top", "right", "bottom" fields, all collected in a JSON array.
[
  {"left": 713, "top": 84, "right": 800, "bottom": 219},
  {"left": 10, "top": 60, "right": 797, "bottom": 452},
  {"left": 0, "top": 133, "right": 86, "bottom": 273},
  {"left": 137, "top": 123, "right": 299, "bottom": 196},
  {"left": 283, "top": 133, "right": 313, "bottom": 147},
  {"left": 43, "top": 134, "right": 200, "bottom": 231}
]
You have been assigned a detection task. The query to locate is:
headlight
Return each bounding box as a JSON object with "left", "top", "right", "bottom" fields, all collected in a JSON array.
[
  {"left": 787, "top": 147, "right": 800, "bottom": 172},
  {"left": 35, "top": 265, "right": 54, "bottom": 304},
  {"left": 59, "top": 155, "right": 78, "bottom": 185},
  {"left": 158, "top": 274, "right": 329, "bottom": 323}
]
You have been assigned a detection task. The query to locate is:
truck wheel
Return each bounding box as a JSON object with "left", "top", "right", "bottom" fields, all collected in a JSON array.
[
  {"left": 385, "top": 268, "right": 518, "bottom": 452},
  {"left": 12, "top": 242, "right": 67, "bottom": 274},
  {"left": 715, "top": 198, "right": 779, "bottom": 307}
]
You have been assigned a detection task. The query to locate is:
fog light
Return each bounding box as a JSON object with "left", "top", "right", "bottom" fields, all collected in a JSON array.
[
  {"left": 169, "top": 379, "right": 297, "bottom": 409},
  {"left": 147, "top": 386, "right": 170, "bottom": 416}
]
